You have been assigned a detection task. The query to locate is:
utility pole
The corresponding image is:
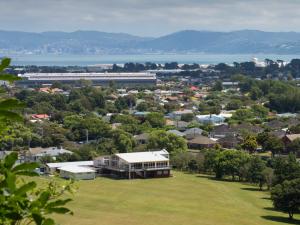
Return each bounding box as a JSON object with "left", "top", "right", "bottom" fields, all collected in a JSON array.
[
  {"left": 28, "top": 138, "right": 31, "bottom": 150},
  {"left": 39, "top": 127, "right": 44, "bottom": 137},
  {"left": 86, "top": 129, "right": 89, "bottom": 143}
]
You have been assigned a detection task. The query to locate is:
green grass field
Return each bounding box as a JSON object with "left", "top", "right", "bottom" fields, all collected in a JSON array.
[{"left": 45, "top": 172, "right": 300, "bottom": 225}]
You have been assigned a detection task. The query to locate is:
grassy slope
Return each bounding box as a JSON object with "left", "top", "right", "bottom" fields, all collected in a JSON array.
[{"left": 48, "top": 172, "right": 299, "bottom": 225}]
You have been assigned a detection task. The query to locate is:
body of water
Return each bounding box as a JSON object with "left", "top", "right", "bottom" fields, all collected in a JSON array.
[{"left": 6, "top": 53, "right": 300, "bottom": 66}]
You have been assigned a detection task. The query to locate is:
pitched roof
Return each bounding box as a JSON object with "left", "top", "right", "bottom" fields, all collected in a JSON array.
[
  {"left": 167, "top": 130, "right": 185, "bottom": 137},
  {"left": 174, "top": 121, "right": 189, "bottom": 128},
  {"left": 188, "top": 135, "right": 216, "bottom": 145},
  {"left": 46, "top": 161, "right": 94, "bottom": 169},
  {"left": 230, "top": 123, "right": 263, "bottom": 133},
  {"left": 270, "top": 130, "right": 286, "bottom": 138},
  {"left": 172, "top": 110, "right": 193, "bottom": 115},
  {"left": 31, "top": 114, "right": 50, "bottom": 119},
  {"left": 264, "top": 120, "right": 286, "bottom": 130},
  {"left": 116, "top": 151, "right": 169, "bottom": 163},
  {"left": 218, "top": 135, "right": 242, "bottom": 144},
  {"left": 59, "top": 165, "right": 95, "bottom": 173},
  {"left": 285, "top": 134, "right": 300, "bottom": 142},
  {"left": 184, "top": 128, "right": 203, "bottom": 135},
  {"left": 211, "top": 124, "right": 231, "bottom": 133}
]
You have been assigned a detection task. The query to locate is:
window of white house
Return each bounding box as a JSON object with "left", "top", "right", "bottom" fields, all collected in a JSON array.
[
  {"left": 156, "top": 162, "right": 168, "bottom": 168},
  {"left": 131, "top": 163, "right": 142, "bottom": 169},
  {"left": 144, "top": 162, "right": 155, "bottom": 168}
]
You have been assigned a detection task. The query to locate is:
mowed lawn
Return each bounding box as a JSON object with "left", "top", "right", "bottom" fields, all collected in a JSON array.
[{"left": 44, "top": 172, "right": 300, "bottom": 225}]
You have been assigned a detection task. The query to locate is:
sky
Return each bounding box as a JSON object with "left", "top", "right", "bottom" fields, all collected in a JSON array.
[{"left": 1, "top": 0, "right": 300, "bottom": 37}]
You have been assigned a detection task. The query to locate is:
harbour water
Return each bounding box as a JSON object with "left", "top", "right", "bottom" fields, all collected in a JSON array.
[{"left": 6, "top": 53, "right": 300, "bottom": 66}]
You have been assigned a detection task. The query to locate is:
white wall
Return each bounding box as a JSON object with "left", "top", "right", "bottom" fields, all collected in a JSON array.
[{"left": 60, "top": 170, "right": 95, "bottom": 180}]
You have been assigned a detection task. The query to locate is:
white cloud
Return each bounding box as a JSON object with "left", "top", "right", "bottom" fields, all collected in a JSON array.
[{"left": 1, "top": 0, "right": 300, "bottom": 36}]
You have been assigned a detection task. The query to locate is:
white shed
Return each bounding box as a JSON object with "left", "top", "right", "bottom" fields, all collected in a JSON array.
[
  {"left": 46, "top": 161, "right": 94, "bottom": 174},
  {"left": 59, "top": 165, "right": 95, "bottom": 180}
]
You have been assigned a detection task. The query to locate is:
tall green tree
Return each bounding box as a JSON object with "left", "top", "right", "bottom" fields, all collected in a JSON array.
[
  {"left": 271, "top": 178, "right": 300, "bottom": 219},
  {"left": 246, "top": 156, "right": 266, "bottom": 190},
  {"left": 147, "top": 130, "right": 187, "bottom": 154},
  {"left": 241, "top": 135, "right": 258, "bottom": 153},
  {"left": 145, "top": 112, "right": 165, "bottom": 128}
]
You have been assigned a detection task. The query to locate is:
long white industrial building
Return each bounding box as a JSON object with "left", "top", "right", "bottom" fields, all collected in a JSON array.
[{"left": 17, "top": 72, "right": 156, "bottom": 86}]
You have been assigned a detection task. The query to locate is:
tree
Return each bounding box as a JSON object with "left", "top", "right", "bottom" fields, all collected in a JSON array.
[
  {"left": 271, "top": 178, "right": 300, "bottom": 219},
  {"left": 273, "top": 154, "right": 300, "bottom": 185},
  {"left": 0, "top": 123, "right": 35, "bottom": 150},
  {"left": 114, "top": 95, "right": 136, "bottom": 112},
  {"left": 181, "top": 113, "right": 194, "bottom": 122},
  {"left": 0, "top": 148, "right": 74, "bottom": 225},
  {"left": 241, "top": 135, "right": 258, "bottom": 153},
  {"left": 250, "top": 86, "right": 263, "bottom": 100},
  {"left": 251, "top": 105, "right": 269, "bottom": 119},
  {"left": 262, "top": 167, "right": 274, "bottom": 190},
  {"left": 145, "top": 112, "right": 165, "bottom": 128},
  {"left": 203, "top": 149, "right": 220, "bottom": 173},
  {"left": 212, "top": 80, "right": 223, "bottom": 91},
  {"left": 113, "top": 114, "right": 141, "bottom": 135},
  {"left": 211, "top": 149, "right": 250, "bottom": 180},
  {"left": 246, "top": 156, "right": 266, "bottom": 190},
  {"left": 111, "top": 129, "right": 135, "bottom": 153},
  {"left": 225, "top": 99, "right": 243, "bottom": 110},
  {"left": 136, "top": 102, "right": 149, "bottom": 112},
  {"left": 171, "top": 152, "right": 194, "bottom": 171},
  {"left": 263, "top": 135, "right": 284, "bottom": 156},
  {"left": 289, "top": 124, "right": 300, "bottom": 134},
  {"left": 164, "top": 62, "right": 178, "bottom": 70},
  {"left": 232, "top": 109, "right": 253, "bottom": 121},
  {"left": 257, "top": 131, "right": 270, "bottom": 146},
  {"left": 64, "top": 115, "right": 111, "bottom": 142},
  {"left": 147, "top": 130, "right": 187, "bottom": 154},
  {"left": 287, "top": 138, "right": 300, "bottom": 155}
]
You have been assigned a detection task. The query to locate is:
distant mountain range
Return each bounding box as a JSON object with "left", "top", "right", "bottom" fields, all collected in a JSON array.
[{"left": 2, "top": 30, "right": 300, "bottom": 54}]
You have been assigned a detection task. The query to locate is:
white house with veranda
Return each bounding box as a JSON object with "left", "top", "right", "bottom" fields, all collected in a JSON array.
[{"left": 94, "top": 150, "right": 170, "bottom": 179}]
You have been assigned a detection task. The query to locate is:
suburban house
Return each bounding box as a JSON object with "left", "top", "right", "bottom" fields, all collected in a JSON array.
[
  {"left": 196, "top": 114, "right": 226, "bottom": 125},
  {"left": 217, "top": 135, "right": 243, "bottom": 149},
  {"left": 59, "top": 165, "right": 96, "bottom": 180},
  {"left": 94, "top": 150, "right": 170, "bottom": 179},
  {"left": 45, "top": 161, "right": 94, "bottom": 174},
  {"left": 38, "top": 87, "right": 65, "bottom": 94},
  {"left": 270, "top": 130, "right": 286, "bottom": 139},
  {"left": 210, "top": 124, "right": 232, "bottom": 138},
  {"left": 282, "top": 134, "right": 300, "bottom": 147},
  {"left": 30, "top": 114, "right": 50, "bottom": 122},
  {"left": 26, "top": 147, "right": 73, "bottom": 162},
  {"left": 169, "top": 109, "right": 193, "bottom": 120},
  {"left": 184, "top": 128, "right": 203, "bottom": 139},
  {"left": 187, "top": 135, "right": 217, "bottom": 149},
  {"left": 222, "top": 82, "right": 239, "bottom": 89},
  {"left": 230, "top": 123, "right": 263, "bottom": 134}
]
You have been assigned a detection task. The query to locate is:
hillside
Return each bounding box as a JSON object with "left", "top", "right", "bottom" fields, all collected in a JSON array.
[
  {"left": 49, "top": 172, "right": 299, "bottom": 225},
  {"left": 138, "top": 30, "right": 300, "bottom": 53},
  {"left": 2, "top": 30, "right": 300, "bottom": 54}
]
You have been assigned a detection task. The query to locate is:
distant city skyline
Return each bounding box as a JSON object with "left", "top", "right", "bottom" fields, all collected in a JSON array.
[{"left": 2, "top": 0, "right": 300, "bottom": 37}]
